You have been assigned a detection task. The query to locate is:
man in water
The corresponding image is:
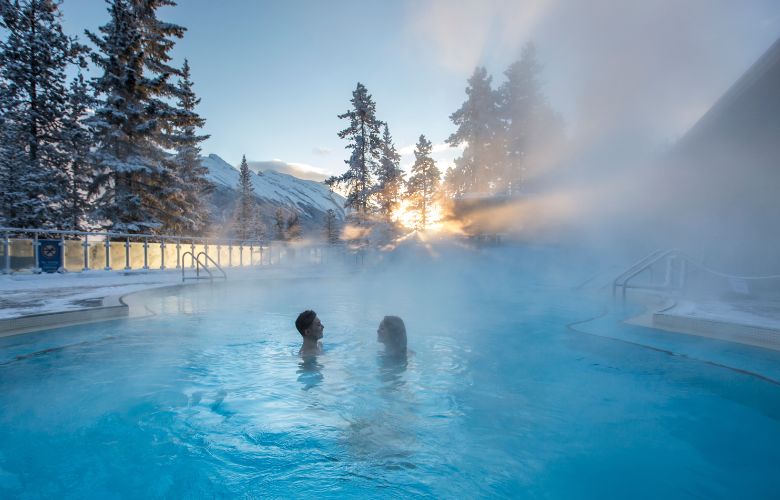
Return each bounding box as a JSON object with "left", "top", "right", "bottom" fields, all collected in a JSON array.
[
  {"left": 296, "top": 309, "right": 324, "bottom": 355},
  {"left": 377, "top": 315, "right": 407, "bottom": 356}
]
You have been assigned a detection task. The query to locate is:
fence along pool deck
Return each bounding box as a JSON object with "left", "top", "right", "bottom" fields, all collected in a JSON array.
[{"left": 1, "top": 227, "right": 335, "bottom": 274}]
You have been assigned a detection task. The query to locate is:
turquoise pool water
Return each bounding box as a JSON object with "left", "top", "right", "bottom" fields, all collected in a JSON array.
[{"left": 1, "top": 265, "right": 779, "bottom": 498}]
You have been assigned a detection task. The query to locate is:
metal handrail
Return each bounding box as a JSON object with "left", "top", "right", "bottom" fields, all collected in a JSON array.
[
  {"left": 181, "top": 251, "right": 227, "bottom": 283},
  {"left": 613, "top": 249, "right": 685, "bottom": 300},
  {"left": 196, "top": 251, "right": 227, "bottom": 281},
  {"left": 613, "top": 248, "right": 666, "bottom": 288},
  {"left": 181, "top": 251, "right": 210, "bottom": 282}
]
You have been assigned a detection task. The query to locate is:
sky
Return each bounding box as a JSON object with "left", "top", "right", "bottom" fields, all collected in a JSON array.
[{"left": 58, "top": 0, "right": 780, "bottom": 181}]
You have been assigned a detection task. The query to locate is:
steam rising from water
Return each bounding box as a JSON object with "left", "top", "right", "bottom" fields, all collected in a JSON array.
[{"left": 405, "top": 0, "right": 780, "bottom": 272}]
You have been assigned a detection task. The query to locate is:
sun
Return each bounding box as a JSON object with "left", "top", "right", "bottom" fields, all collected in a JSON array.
[{"left": 392, "top": 199, "right": 445, "bottom": 231}]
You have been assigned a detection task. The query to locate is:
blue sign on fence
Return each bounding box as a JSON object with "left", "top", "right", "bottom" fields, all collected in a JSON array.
[{"left": 38, "top": 239, "right": 62, "bottom": 273}]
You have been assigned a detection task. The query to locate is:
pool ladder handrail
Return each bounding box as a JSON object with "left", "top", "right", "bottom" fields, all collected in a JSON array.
[
  {"left": 613, "top": 248, "right": 686, "bottom": 301},
  {"left": 181, "top": 251, "right": 227, "bottom": 283}
]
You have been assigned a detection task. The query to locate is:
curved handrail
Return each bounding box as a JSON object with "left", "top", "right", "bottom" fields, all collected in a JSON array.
[
  {"left": 613, "top": 248, "right": 667, "bottom": 288},
  {"left": 196, "top": 252, "right": 227, "bottom": 281},
  {"left": 181, "top": 251, "right": 225, "bottom": 282},
  {"left": 613, "top": 248, "right": 780, "bottom": 302},
  {"left": 613, "top": 249, "right": 680, "bottom": 298}
]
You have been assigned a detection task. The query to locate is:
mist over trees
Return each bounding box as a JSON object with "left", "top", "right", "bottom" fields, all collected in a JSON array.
[
  {"left": 375, "top": 124, "right": 405, "bottom": 223},
  {"left": 328, "top": 42, "right": 562, "bottom": 240},
  {"left": 406, "top": 135, "right": 441, "bottom": 228},
  {"left": 444, "top": 42, "right": 563, "bottom": 198}
]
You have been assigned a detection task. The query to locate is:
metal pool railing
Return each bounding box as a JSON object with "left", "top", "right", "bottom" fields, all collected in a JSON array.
[
  {"left": 0, "top": 226, "right": 337, "bottom": 274},
  {"left": 182, "top": 251, "right": 227, "bottom": 283}
]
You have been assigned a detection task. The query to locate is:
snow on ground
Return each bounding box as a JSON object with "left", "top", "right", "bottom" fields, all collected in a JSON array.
[
  {"left": 0, "top": 265, "right": 339, "bottom": 320},
  {"left": 202, "top": 154, "right": 345, "bottom": 218},
  {"left": 668, "top": 297, "right": 780, "bottom": 331},
  {"left": 0, "top": 271, "right": 182, "bottom": 319}
]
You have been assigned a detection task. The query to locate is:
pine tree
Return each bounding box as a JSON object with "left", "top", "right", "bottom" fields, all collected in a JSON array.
[
  {"left": 446, "top": 67, "right": 502, "bottom": 196},
  {"left": 87, "top": 0, "right": 189, "bottom": 234},
  {"left": 442, "top": 165, "right": 464, "bottom": 199},
  {"left": 59, "top": 70, "right": 95, "bottom": 231},
  {"left": 324, "top": 208, "right": 339, "bottom": 244},
  {"left": 249, "top": 207, "right": 266, "bottom": 241},
  {"left": 86, "top": 0, "right": 166, "bottom": 232},
  {"left": 286, "top": 213, "right": 301, "bottom": 241},
  {"left": 497, "top": 43, "right": 563, "bottom": 194},
  {"left": 326, "top": 82, "right": 383, "bottom": 222},
  {"left": 235, "top": 155, "right": 254, "bottom": 240},
  {"left": 274, "top": 207, "right": 286, "bottom": 241},
  {"left": 166, "top": 58, "right": 212, "bottom": 234},
  {"left": 405, "top": 134, "right": 441, "bottom": 229},
  {"left": 0, "top": 0, "right": 87, "bottom": 228},
  {"left": 375, "top": 123, "right": 404, "bottom": 222}
]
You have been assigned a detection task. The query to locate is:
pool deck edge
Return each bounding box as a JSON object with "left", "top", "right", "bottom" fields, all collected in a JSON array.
[
  {"left": 623, "top": 294, "right": 780, "bottom": 352},
  {"left": 0, "top": 283, "right": 189, "bottom": 338},
  {"left": 0, "top": 301, "right": 129, "bottom": 338}
]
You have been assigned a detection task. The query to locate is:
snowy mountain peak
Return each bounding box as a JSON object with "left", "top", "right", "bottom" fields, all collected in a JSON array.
[{"left": 201, "top": 154, "right": 345, "bottom": 219}]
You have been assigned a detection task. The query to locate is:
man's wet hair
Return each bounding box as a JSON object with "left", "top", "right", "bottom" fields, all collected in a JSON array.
[
  {"left": 381, "top": 315, "right": 407, "bottom": 350},
  {"left": 296, "top": 310, "right": 317, "bottom": 336}
]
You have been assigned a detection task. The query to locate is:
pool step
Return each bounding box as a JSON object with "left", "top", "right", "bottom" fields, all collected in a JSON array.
[{"left": 652, "top": 301, "right": 780, "bottom": 352}]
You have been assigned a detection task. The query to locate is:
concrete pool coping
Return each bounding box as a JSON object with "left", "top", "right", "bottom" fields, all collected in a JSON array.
[
  {"left": 0, "top": 284, "right": 179, "bottom": 338},
  {"left": 0, "top": 298, "right": 129, "bottom": 337},
  {"left": 624, "top": 293, "right": 780, "bottom": 352}
]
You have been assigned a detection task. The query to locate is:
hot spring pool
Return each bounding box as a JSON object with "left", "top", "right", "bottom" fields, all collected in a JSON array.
[{"left": 1, "top": 267, "right": 780, "bottom": 498}]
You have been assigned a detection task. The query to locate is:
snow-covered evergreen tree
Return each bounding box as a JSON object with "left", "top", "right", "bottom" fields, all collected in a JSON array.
[
  {"left": 498, "top": 43, "right": 563, "bottom": 194},
  {"left": 235, "top": 155, "right": 254, "bottom": 240},
  {"left": 274, "top": 207, "right": 286, "bottom": 241},
  {"left": 327, "top": 82, "right": 383, "bottom": 222},
  {"left": 249, "top": 207, "right": 266, "bottom": 241},
  {"left": 286, "top": 213, "right": 301, "bottom": 241},
  {"left": 0, "top": 0, "right": 86, "bottom": 228},
  {"left": 324, "top": 208, "right": 339, "bottom": 244},
  {"left": 167, "top": 58, "right": 212, "bottom": 234},
  {"left": 405, "top": 134, "right": 441, "bottom": 229},
  {"left": 446, "top": 67, "right": 502, "bottom": 196},
  {"left": 375, "top": 123, "right": 404, "bottom": 221},
  {"left": 59, "top": 70, "right": 95, "bottom": 231},
  {"left": 87, "top": 0, "right": 190, "bottom": 234},
  {"left": 86, "top": 0, "right": 165, "bottom": 232}
]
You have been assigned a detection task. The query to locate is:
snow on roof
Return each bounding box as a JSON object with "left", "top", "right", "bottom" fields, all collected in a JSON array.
[{"left": 201, "top": 154, "right": 345, "bottom": 218}]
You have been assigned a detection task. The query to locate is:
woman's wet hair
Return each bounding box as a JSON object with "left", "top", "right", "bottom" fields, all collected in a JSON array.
[
  {"left": 381, "top": 315, "right": 407, "bottom": 351},
  {"left": 296, "top": 310, "right": 317, "bottom": 336}
]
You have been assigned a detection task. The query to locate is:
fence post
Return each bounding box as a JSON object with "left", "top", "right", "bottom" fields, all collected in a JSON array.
[
  {"left": 228, "top": 243, "right": 233, "bottom": 267},
  {"left": 58, "top": 234, "right": 65, "bottom": 272},
  {"left": 216, "top": 243, "right": 221, "bottom": 266},
  {"left": 190, "top": 241, "right": 195, "bottom": 268},
  {"left": 82, "top": 235, "right": 89, "bottom": 271},
  {"left": 160, "top": 239, "right": 166, "bottom": 270},
  {"left": 125, "top": 237, "right": 131, "bottom": 270},
  {"left": 104, "top": 237, "right": 111, "bottom": 271},
  {"left": 33, "top": 233, "right": 41, "bottom": 273},
  {"left": 249, "top": 242, "right": 254, "bottom": 266},
  {"left": 3, "top": 232, "right": 11, "bottom": 274},
  {"left": 176, "top": 240, "right": 181, "bottom": 269},
  {"left": 143, "top": 237, "right": 149, "bottom": 270},
  {"left": 239, "top": 244, "right": 243, "bottom": 267}
]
